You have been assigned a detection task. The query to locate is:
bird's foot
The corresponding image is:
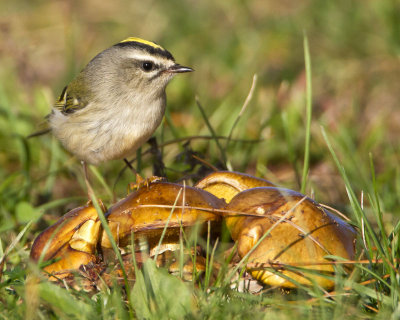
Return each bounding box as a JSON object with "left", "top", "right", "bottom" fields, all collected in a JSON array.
[{"left": 128, "top": 174, "right": 166, "bottom": 193}]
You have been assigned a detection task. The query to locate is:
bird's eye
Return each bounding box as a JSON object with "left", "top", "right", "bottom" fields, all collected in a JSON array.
[{"left": 141, "top": 61, "right": 154, "bottom": 72}]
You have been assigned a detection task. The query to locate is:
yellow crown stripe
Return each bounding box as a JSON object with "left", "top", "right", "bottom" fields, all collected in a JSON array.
[{"left": 120, "top": 37, "right": 164, "bottom": 50}]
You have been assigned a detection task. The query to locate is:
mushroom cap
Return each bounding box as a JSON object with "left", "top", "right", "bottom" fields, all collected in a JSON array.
[
  {"left": 226, "top": 187, "right": 356, "bottom": 288},
  {"left": 30, "top": 171, "right": 356, "bottom": 289},
  {"left": 195, "top": 171, "right": 275, "bottom": 203},
  {"left": 101, "top": 182, "right": 225, "bottom": 249},
  {"left": 30, "top": 203, "right": 101, "bottom": 262},
  {"left": 42, "top": 245, "right": 98, "bottom": 279}
]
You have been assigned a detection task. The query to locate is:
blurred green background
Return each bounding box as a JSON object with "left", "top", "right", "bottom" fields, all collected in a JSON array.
[{"left": 0, "top": 0, "right": 399, "bottom": 236}]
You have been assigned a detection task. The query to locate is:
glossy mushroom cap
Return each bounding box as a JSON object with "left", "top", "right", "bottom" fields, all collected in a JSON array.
[
  {"left": 195, "top": 171, "right": 275, "bottom": 203},
  {"left": 30, "top": 203, "right": 102, "bottom": 278},
  {"left": 226, "top": 187, "right": 356, "bottom": 288},
  {"left": 101, "top": 182, "right": 225, "bottom": 249},
  {"left": 196, "top": 171, "right": 356, "bottom": 288}
]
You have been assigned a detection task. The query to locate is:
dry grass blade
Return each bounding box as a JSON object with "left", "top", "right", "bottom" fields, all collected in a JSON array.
[
  {"left": 279, "top": 218, "right": 331, "bottom": 254},
  {"left": 226, "top": 196, "right": 308, "bottom": 281},
  {"left": 246, "top": 259, "right": 400, "bottom": 269},
  {"left": 153, "top": 188, "right": 183, "bottom": 260},
  {"left": 320, "top": 203, "right": 351, "bottom": 222},
  {"left": 191, "top": 154, "right": 219, "bottom": 172},
  {"left": 0, "top": 221, "right": 32, "bottom": 281},
  {"left": 226, "top": 74, "right": 258, "bottom": 149},
  {"left": 137, "top": 200, "right": 320, "bottom": 220}
]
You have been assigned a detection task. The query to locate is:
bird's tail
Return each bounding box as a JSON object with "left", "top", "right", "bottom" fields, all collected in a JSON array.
[{"left": 27, "top": 128, "right": 51, "bottom": 139}]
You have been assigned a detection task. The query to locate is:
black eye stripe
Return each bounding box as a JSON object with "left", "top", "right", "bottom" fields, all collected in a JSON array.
[{"left": 141, "top": 61, "right": 157, "bottom": 72}]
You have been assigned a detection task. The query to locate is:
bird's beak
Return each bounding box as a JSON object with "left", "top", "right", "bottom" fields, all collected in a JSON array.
[{"left": 167, "top": 64, "right": 194, "bottom": 74}]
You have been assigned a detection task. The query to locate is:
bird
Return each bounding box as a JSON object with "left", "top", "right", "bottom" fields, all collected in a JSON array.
[{"left": 33, "top": 37, "right": 193, "bottom": 192}]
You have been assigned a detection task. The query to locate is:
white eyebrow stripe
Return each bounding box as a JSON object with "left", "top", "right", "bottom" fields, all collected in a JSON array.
[
  {"left": 127, "top": 52, "right": 158, "bottom": 62},
  {"left": 126, "top": 52, "right": 174, "bottom": 66}
]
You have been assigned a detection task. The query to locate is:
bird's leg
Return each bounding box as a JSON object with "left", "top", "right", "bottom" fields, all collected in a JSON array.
[
  {"left": 81, "top": 161, "right": 95, "bottom": 200},
  {"left": 148, "top": 137, "right": 166, "bottom": 177},
  {"left": 123, "top": 158, "right": 137, "bottom": 175},
  {"left": 124, "top": 158, "right": 142, "bottom": 192}
]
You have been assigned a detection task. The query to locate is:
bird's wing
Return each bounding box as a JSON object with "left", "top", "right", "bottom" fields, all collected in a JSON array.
[
  {"left": 28, "top": 84, "right": 88, "bottom": 138},
  {"left": 54, "top": 85, "right": 87, "bottom": 115}
]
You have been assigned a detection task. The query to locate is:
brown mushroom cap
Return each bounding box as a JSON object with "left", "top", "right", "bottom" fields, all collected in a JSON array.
[
  {"left": 101, "top": 182, "right": 225, "bottom": 249},
  {"left": 195, "top": 171, "right": 275, "bottom": 203},
  {"left": 30, "top": 203, "right": 101, "bottom": 262},
  {"left": 30, "top": 171, "right": 356, "bottom": 289},
  {"left": 226, "top": 187, "right": 356, "bottom": 288},
  {"left": 42, "top": 245, "right": 98, "bottom": 279}
]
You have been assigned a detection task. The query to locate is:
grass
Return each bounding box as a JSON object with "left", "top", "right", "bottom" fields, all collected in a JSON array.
[{"left": 1, "top": 0, "right": 400, "bottom": 318}]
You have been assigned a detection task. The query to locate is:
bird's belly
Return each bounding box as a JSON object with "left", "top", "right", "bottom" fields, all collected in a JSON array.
[
  {"left": 50, "top": 98, "right": 165, "bottom": 165},
  {"left": 78, "top": 119, "right": 157, "bottom": 165},
  {"left": 100, "top": 128, "right": 153, "bottom": 161}
]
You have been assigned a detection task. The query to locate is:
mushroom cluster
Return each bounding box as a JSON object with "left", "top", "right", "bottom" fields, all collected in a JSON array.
[{"left": 30, "top": 171, "right": 356, "bottom": 289}]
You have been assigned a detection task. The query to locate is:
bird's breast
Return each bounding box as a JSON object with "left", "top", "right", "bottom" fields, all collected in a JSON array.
[
  {"left": 89, "top": 95, "right": 166, "bottom": 162},
  {"left": 50, "top": 94, "right": 166, "bottom": 165}
]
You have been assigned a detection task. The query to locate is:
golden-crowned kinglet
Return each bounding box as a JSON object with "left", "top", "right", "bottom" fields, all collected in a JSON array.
[{"left": 49, "top": 37, "right": 192, "bottom": 167}]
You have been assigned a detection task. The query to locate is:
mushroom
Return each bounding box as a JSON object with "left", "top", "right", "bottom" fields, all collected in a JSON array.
[
  {"left": 101, "top": 182, "right": 225, "bottom": 249},
  {"left": 30, "top": 202, "right": 103, "bottom": 278},
  {"left": 31, "top": 182, "right": 224, "bottom": 279},
  {"left": 195, "top": 171, "right": 275, "bottom": 203},
  {"left": 30, "top": 171, "right": 356, "bottom": 289},
  {"left": 196, "top": 171, "right": 356, "bottom": 288}
]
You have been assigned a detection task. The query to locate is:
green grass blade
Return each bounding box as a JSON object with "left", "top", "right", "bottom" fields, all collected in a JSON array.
[
  {"left": 153, "top": 187, "right": 182, "bottom": 260},
  {"left": 321, "top": 127, "right": 391, "bottom": 266},
  {"left": 301, "top": 32, "right": 313, "bottom": 194},
  {"left": 89, "top": 191, "right": 132, "bottom": 312},
  {"left": 195, "top": 96, "right": 228, "bottom": 168},
  {"left": 225, "top": 74, "right": 257, "bottom": 151},
  {"left": 38, "top": 281, "right": 94, "bottom": 319},
  {"left": 89, "top": 165, "right": 114, "bottom": 200}
]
